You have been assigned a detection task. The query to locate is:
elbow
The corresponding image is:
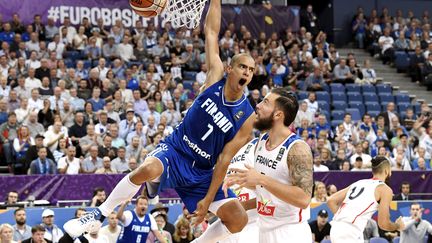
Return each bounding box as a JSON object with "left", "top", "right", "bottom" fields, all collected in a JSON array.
[{"left": 300, "top": 197, "right": 312, "bottom": 209}]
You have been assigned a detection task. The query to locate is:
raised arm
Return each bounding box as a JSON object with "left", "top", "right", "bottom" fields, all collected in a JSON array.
[
  {"left": 202, "top": 0, "right": 224, "bottom": 92},
  {"left": 376, "top": 185, "right": 404, "bottom": 231}
]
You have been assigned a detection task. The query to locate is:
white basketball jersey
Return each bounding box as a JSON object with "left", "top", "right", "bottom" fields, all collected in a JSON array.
[
  {"left": 228, "top": 138, "right": 259, "bottom": 223},
  {"left": 254, "top": 133, "right": 311, "bottom": 230},
  {"left": 333, "top": 178, "right": 384, "bottom": 232}
]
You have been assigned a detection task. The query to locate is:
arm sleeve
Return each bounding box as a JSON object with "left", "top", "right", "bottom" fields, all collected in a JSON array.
[
  {"left": 123, "top": 210, "right": 133, "bottom": 227},
  {"left": 149, "top": 214, "right": 158, "bottom": 231},
  {"left": 57, "top": 158, "right": 66, "bottom": 169}
]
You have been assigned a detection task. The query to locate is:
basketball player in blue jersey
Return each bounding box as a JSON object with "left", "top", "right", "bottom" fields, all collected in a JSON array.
[
  {"left": 64, "top": 0, "right": 256, "bottom": 241},
  {"left": 117, "top": 196, "right": 165, "bottom": 243}
]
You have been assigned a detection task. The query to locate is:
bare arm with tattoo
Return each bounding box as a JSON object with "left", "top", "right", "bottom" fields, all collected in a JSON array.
[{"left": 227, "top": 141, "right": 313, "bottom": 209}]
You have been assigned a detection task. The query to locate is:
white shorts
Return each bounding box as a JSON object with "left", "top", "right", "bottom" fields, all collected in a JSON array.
[
  {"left": 330, "top": 221, "right": 364, "bottom": 243},
  {"left": 259, "top": 221, "right": 312, "bottom": 243}
]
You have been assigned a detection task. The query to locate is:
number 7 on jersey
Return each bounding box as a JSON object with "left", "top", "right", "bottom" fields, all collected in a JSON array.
[{"left": 201, "top": 124, "right": 214, "bottom": 141}]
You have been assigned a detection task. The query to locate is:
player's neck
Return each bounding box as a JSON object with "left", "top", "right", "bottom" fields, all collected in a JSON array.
[
  {"left": 223, "top": 84, "right": 243, "bottom": 102},
  {"left": 267, "top": 125, "right": 292, "bottom": 149},
  {"left": 372, "top": 173, "right": 386, "bottom": 181}
]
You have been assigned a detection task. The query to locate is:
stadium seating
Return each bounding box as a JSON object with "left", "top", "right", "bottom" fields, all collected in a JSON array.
[
  {"left": 330, "top": 83, "right": 345, "bottom": 93},
  {"left": 363, "top": 93, "right": 379, "bottom": 103},
  {"left": 346, "top": 83, "right": 361, "bottom": 93},
  {"left": 331, "top": 110, "right": 345, "bottom": 120},
  {"left": 316, "top": 91, "right": 331, "bottom": 104},
  {"left": 370, "top": 237, "right": 389, "bottom": 243},
  {"left": 333, "top": 101, "right": 347, "bottom": 111},
  {"left": 332, "top": 92, "right": 347, "bottom": 103},
  {"left": 346, "top": 108, "right": 361, "bottom": 121},
  {"left": 361, "top": 84, "right": 376, "bottom": 94}
]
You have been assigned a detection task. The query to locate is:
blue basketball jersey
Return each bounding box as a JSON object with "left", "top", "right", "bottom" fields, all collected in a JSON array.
[
  {"left": 117, "top": 211, "right": 152, "bottom": 243},
  {"left": 163, "top": 78, "right": 254, "bottom": 170}
]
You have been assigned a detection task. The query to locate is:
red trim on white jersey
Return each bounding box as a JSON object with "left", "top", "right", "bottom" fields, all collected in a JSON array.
[
  {"left": 352, "top": 202, "right": 375, "bottom": 224},
  {"left": 298, "top": 209, "right": 303, "bottom": 222}
]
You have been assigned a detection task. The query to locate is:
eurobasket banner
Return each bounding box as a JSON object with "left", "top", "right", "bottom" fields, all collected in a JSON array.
[{"left": 0, "top": 0, "right": 299, "bottom": 37}]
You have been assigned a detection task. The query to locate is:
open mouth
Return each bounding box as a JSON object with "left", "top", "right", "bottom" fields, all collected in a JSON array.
[{"left": 239, "top": 78, "right": 247, "bottom": 86}]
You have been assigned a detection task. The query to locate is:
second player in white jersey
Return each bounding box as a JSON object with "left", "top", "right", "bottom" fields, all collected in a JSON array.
[
  {"left": 328, "top": 156, "right": 405, "bottom": 243},
  {"left": 227, "top": 89, "right": 314, "bottom": 243},
  {"left": 221, "top": 138, "right": 259, "bottom": 243},
  {"left": 254, "top": 133, "right": 311, "bottom": 229}
]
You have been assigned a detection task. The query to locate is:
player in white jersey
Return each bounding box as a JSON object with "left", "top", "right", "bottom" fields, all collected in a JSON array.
[
  {"left": 227, "top": 88, "right": 314, "bottom": 242},
  {"left": 328, "top": 156, "right": 405, "bottom": 243},
  {"left": 221, "top": 138, "right": 259, "bottom": 243}
]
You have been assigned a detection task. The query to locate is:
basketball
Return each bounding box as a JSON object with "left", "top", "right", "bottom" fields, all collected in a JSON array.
[{"left": 129, "top": 0, "right": 167, "bottom": 17}]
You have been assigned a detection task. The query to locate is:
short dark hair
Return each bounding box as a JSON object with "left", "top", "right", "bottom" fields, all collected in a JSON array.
[
  {"left": 371, "top": 156, "right": 390, "bottom": 174},
  {"left": 31, "top": 224, "right": 46, "bottom": 234},
  {"left": 355, "top": 157, "right": 363, "bottom": 162},
  {"left": 14, "top": 208, "right": 25, "bottom": 215},
  {"left": 93, "top": 187, "right": 105, "bottom": 197},
  {"left": 401, "top": 181, "right": 410, "bottom": 187},
  {"left": 74, "top": 208, "right": 86, "bottom": 217},
  {"left": 136, "top": 195, "right": 148, "bottom": 204},
  {"left": 271, "top": 88, "right": 299, "bottom": 126}
]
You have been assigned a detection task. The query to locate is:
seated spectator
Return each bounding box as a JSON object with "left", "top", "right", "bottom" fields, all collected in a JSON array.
[
  {"left": 144, "top": 133, "right": 162, "bottom": 153},
  {"left": 90, "top": 187, "right": 106, "bottom": 207},
  {"left": 327, "top": 184, "right": 337, "bottom": 196},
  {"left": 95, "top": 156, "right": 117, "bottom": 174},
  {"left": 378, "top": 28, "right": 395, "bottom": 65},
  {"left": 122, "top": 157, "right": 138, "bottom": 173},
  {"left": 44, "top": 121, "right": 68, "bottom": 153},
  {"left": 150, "top": 203, "right": 175, "bottom": 236},
  {"left": 303, "top": 67, "right": 325, "bottom": 91},
  {"left": 97, "top": 135, "right": 117, "bottom": 160},
  {"left": 415, "top": 157, "right": 429, "bottom": 171},
  {"left": 319, "top": 148, "right": 334, "bottom": 169},
  {"left": 21, "top": 225, "right": 52, "bottom": 243},
  {"left": 12, "top": 208, "right": 32, "bottom": 242},
  {"left": 29, "top": 147, "right": 56, "bottom": 175},
  {"left": 359, "top": 59, "right": 378, "bottom": 84},
  {"left": 52, "top": 138, "right": 68, "bottom": 163},
  {"left": 4, "top": 191, "right": 19, "bottom": 206},
  {"left": 99, "top": 212, "right": 121, "bottom": 243},
  {"left": 172, "top": 218, "right": 194, "bottom": 243},
  {"left": 412, "top": 147, "right": 431, "bottom": 170},
  {"left": 393, "top": 182, "right": 411, "bottom": 201},
  {"left": 350, "top": 142, "right": 372, "bottom": 168},
  {"left": 111, "top": 147, "right": 128, "bottom": 172},
  {"left": 341, "top": 160, "right": 351, "bottom": 171},
  {"left": 392, "top": 154, "right": 412, "bottom": 171},
  {"left": 0, "top": 223, "right": 17, "bottom": 243},
  {"left": 309, "top": 209, "right": 331, "bottom": 243},
  {"left": 81, "top": 145, "right": 103, "bottom": 174},
  {"left": 126, "top": 121, "right": 147, "bottom": 147},
  {"left": 294, "top": 101, "right": 314, "bottom": 128},
  {"left": 12, "top": 125, "right": 35, "bottom": 174},
  {"left": 57, "top": 146, "right": 80, "bottom": 175},
  {"left": 311, "top": 181, "right": 327, "bottom": 203},
  {"left": 423, "top": 53, "right": 432, "bottom": 90},
  {"left": 333, "top": 58, "right": 354, "bottom": 84},
  {"left": 146, "top": 212, "right": 172, "bottom": 243},
  {"left": 41, "top": 209, "right": 64, "bottom": 242},
  {"left": 351, "top": 156, "right": 365, "bottom": 171}
]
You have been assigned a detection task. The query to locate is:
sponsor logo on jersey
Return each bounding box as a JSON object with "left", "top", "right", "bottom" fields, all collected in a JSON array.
[
  {"left": 234, "top": 110, "right": 245, "bottom": 121},
  {"left": 257, "top": 200, "right": 275, "bottom": 216},
  {"left": 201, "top": 98, "right": 234, "bottom": 133},
  {"left": 237, "top": 193, "right": 250, "bottom": 202},
  {"left": 244, "top": 144, "right": 253, "bottom": 154},
  {"left": 183, "top": 135, "right": 211, "bottom": 159},
  {"left": 276, "top": 147, "right": 285, "bottom": 161}
]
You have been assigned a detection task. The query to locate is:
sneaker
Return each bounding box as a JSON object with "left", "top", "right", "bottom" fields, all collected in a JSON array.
[{"left": 63, "top": 208, "right": 103, "bottom": 237}]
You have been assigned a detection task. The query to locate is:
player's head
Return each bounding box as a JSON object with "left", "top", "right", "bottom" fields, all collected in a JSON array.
[
  {"left": 371, "top": 156, "right": 392, "bottom": 184},
  {"left": 135, "top": 196, "right": 149, "bottom": 217},
  {"left": 254, "top": 88, "right": 298, "bottom": 131},
  {"left": 226, "top": 53, "right": 255, "bottom": 93}
]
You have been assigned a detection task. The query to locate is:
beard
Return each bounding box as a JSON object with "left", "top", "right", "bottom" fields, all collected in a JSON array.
[
  {"left": 254, "top": 111, "right": 274, "bottom": 131},
  {"left": 16, "top": 219, "right": 26, "bottom": 226}
]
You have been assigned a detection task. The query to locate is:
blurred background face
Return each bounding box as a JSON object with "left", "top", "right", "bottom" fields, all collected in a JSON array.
[
  {"left": 108, "top": 213, "right": 118, "bottom": 227},
  {"left": 15, "top": 210, "right": 26, "bottom": 225},
  {"left": 410, "top": 204, "right": 421, "bottom": 218}
]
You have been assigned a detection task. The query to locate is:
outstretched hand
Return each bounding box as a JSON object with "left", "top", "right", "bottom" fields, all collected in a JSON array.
[
  {"left": 227, "top": 164, "right": 262, "bottom": 189},
  {"left": 190, "top": 198, "right": 211, "bottom": 227}
]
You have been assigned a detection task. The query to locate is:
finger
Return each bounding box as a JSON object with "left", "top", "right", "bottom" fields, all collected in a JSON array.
[
  {"left": 244, "top": 164, "right": 253, "bottom": 169},
  {"left": 229, "top": 167, "right": 248, "bottom": 173},
  {"left": 222, "top": 183, "right": 228, "bottom": 198}
]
